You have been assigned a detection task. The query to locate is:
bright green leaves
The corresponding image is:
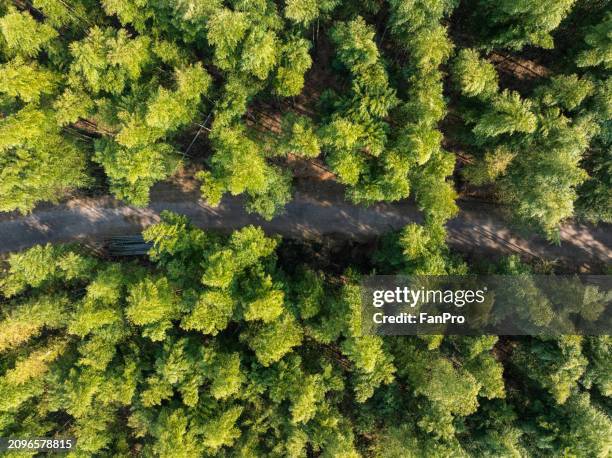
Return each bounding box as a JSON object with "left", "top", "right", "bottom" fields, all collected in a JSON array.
[
  {"left": 321, "top": 118, "right": 366, "bottom": 185},
  {"left": 54, "top": 89, "right": 94, "bottom": 126},
  {"left": 584, "top": 336, "right": 612, "bottom": 396},
  {"left": 512, "top": 337, "right": 587, "bottom": 404},
  {"left": 535, "top": 74, "right": 595, "bottom": 111},
  {"left": 452, "top": 48, "right": 499, "bottom": 99},
  {"left": 202, "top": 225, "right": 277, "bottom": 288},
  {"left": 498, "top": 112, "right": 591, "bottom": 238},
  {"left": 0, "top": 294, "right": 69, "bottom": 352},
  {"left": 94, "top": 139, "right": 179, "bottom": 206},
  {"left": 150, "top": 408, "right": 202, "bottom": 458},
  {"left": 181, "top": 289, "right": 234, "bottom": 335},
  {"left": 337, "top": 282, "right": 395, "bottom": 402},
  {"left": 244, "top": 313, "right": 303, "bottom": 366},
  {"left": 0, "top": 0, "right": 611, "bottom": 454},
  {"left": 142, "top": 211, "right": 203, "bottom": 258},
  {"left": 144, "top": 219, "right": 297, "bottom": 367},
  {"left": 33, "top": 0, "right": 89, "bottom": 28},
  {"left": 410, "top": 24, "right": 453, "bottom": 72},
  {"left": 206, "top": 6, "right": 287, "bottom": 82},
  {"left": 3, "top": 338, "right": 68, "bottom": 385},
  {"left": 242, "top": 28, "right": 279, "bottom": 80},
  {"left": 0, "top": 6, "right": 218, "bottom": 211},
  {"left": 69, "top": 27, "right": 152, "bottom": 95},
  {"left": 284, "top": 0, "right": 339, "bottom": 26},
  {"left": 199, "top": 126, "right": 267, "bottom": 205},
  {"left": 206, "top": 9, "right": 250, "bottom": 72},
  {"left": 184, "top": 60, "right": 214, "bottom": 94},
  {"left": 202, "top": 6, "right": 312, "bottom": 219},
  {"left": 201, "top": 405, "right": 244, "bottom": 452},
  {"left": 0, "top": 8, "right": 57, "bottom": 57},
  {"left": 0, "top": 12, "right": 68, "bottom": 211},
  {"left": 411, "top": 150, "right": 458, "bottom": 223},
  {"left": 0, "top": 7, "right": 216, "bottom": 212},
  {"left": 340, "top": 334, "right": 395, "bottom": 402},
  {"left": 464, "top": 353, "right": 506, "bottom": 400},
  {"left": 330, "top": 17, "right": 399, "bottom": 132},
  {"left": 140, "top": 337, "right": 212, "bottom": 408},
  {"left": 410, "top": 350, "right": 481, "bottom": 416},
  {"left": 473, "top": 90, "right": 537, "bottom": 138},
  {"left": 126, "top": 277, "right": 180, "bottom": 341},
  {"left": 92, "top": 63, "right": 210, "bottom": 206},
  {"left": 0, "top": 58, "right": 59, "bottom": 103},
  {"left": 3, "top": 217, "right": 612, "bottom": 457},
  {"left": 389, "top": 339, "right": 485, "bottom": 446},
  {"left": 69, "top": 265, "right": 126, "bottom": 337},
  {"left": 383, "top": 1, "right": 456, "bottom": 216},
  {"left": 1, "top": 244, "right": 70, "bottom": 294},
  {"left": 400, "top": 123, "right": 442, "bottom": 166},
  {"left": 331, "top": 17, "right": 379, "bottom": 72},
  {"left": 0, "top": 245, "right": 97, "bottom": 356},
  {"left": 454, "top": 52, "right": 596, "bottom": 238},
  {"left": 278, "top": 114, "right": 320, "bottom": 157},
  {"left": 145, "top": 64, "right": 211, "bottom": 132},
  {"left": 209, "top": 353, "right": 245, "bottom": 399},
  {"left": 100, "top": 0, "right": 151, "bottom": 31},
  {"left": 289, "top": 373, "right": 323, "bottom": 423},
  {"left": 547, "top": 392, "right": 612, "bottom": 456},
  {"left": 398, "top": 223, "right": 448, "bottom": 274},
  {"left": 462, "top": 145, "right": 516, "bottom": 186},
  {"left": 292, "top": 268, "right": 325, "bottom": 319},
  {"left": 0, "top": 245, "right": 96, "bottom": 309},
  {"left": 264, "top": 356, "right": 343, "bottom": 427},
  {"left": 350, "top": 63, "right": 399, "bottom": 121},
  {"left": 145, "top": 89, "right": 194, "bottom": 131},
  {"left": 274, "top": 37, "right": 312, "bottom": 96},
  {"left": 374, "top": 220, "right": 465, "bottom": 276},
  {"left": 0, "top": 105, "right": 87, "bottom": 213},
  {"left": 243, "top": 284, "right": 284, "bottom": 323},
  {"left": 198, "top": 125, "right": 292, "bottom": 219},
  {"left": 284, "top": 0, "right": 319, "bottom": 26},
  {"left": 387, "top": 0, "right": 454, "bottom": 36}
]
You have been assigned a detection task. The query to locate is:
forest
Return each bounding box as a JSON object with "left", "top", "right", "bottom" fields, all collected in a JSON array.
[
  {"left": 0, "top": 0, "right": 609, "bottom": 237},
  {"left": 0, "top": 0, "right": 611, "bottom": 456},
  {"left": 1, "top": 213, "right": 611, "bottom": 456}
]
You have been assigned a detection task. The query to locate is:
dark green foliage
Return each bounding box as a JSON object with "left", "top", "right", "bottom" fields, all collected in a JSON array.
[
  {"left": 576, "top": 130, "right": 612, "bottom": 223},
  {"left": 576, "top": 13, "right": 612, "bottom": 70},
  {"left": 469, "top": 0, "right": 576, "bottom": 50},
  {"left": 320, "top": 16, "right": 402, "bottom": 204},
  {"left": 455, "top": 49, "right": 604, "bottom": 238}
]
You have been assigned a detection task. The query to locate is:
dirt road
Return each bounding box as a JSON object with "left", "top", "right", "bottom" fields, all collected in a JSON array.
[{"left": 0, "top": 178, "right": 609, "bottom": 269}]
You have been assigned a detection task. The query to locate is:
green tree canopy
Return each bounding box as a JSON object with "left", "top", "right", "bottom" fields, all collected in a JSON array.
[{"left": 1, "top": 216, "right": 611, "bottom": 456}]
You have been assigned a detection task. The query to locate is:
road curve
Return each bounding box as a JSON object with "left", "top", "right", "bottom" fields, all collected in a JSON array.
[{"left": 0, "top": 178, "right": 610, "bottom": 269}]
